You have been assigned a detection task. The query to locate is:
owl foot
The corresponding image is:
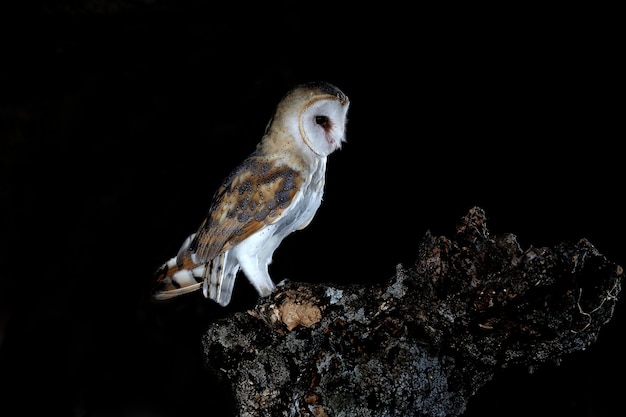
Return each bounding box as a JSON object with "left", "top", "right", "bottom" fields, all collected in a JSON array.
[{"left": 277, "top": 278, "right": 291, "bottom": 287}]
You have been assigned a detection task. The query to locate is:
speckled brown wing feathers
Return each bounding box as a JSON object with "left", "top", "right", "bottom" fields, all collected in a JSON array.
[{"left": 189, "top": 155, "right": 304, "bottom": 263}]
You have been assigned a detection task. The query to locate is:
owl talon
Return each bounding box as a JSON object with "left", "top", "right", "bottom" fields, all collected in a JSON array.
[{"left": 277, "top": 278, "right": 291, "bottom": 287}]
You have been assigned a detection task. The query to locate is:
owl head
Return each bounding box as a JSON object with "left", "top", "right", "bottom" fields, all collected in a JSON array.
[{"left": 267, "top": 81, "right": 350, "bottom": 157}]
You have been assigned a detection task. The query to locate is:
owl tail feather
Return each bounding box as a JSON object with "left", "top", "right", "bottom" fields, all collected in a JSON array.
[
  {"left": 151, "top": 233, "right": 204, "bottom": 301},
  {"left": 203, "top": 251, "right": 238, "bottom": 307},
  {"left": 150, "top": 257, "right": 204, "bottom": 301},
  {"left": 151, "top": 234, "right": 238, "bottom": 307}
]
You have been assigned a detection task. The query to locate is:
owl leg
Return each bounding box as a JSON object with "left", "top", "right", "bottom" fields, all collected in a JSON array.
[{"left": 237, "top": 255, "right": 275, "bottom": 298}]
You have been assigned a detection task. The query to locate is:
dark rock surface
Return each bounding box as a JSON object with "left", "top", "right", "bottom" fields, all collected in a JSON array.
[{"left": 202, "top": 208, "right": 622, "bottom": 416}]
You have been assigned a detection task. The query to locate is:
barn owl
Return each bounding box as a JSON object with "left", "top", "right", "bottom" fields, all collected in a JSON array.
[{"left": 151, "top": 82, "right": 350, "bottom": 306}]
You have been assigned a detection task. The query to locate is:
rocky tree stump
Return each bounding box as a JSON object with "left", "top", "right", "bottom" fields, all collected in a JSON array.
[{"left": 202, "top": 207, "right": 622, "bottom": 417}]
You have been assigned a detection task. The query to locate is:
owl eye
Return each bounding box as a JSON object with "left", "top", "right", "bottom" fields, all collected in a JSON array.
[{"left": 315, "top": 115, "right": 330, "bottom": 129}]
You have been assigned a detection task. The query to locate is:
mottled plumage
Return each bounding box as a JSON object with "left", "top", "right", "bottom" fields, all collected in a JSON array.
[{"left": 152, "top": 82, "right": 350, "bottom": 306}]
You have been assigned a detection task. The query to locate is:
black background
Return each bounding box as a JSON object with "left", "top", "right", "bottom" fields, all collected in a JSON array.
[{"left": 1, "top": 2, "right": 622, "bottom": 416}]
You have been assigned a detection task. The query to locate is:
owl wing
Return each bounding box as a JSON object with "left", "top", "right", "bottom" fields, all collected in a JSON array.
[
  {"left": 190, "top": 155, "right": 304, "bottom": 263},
  {"left": 151, "top": 156, "right": 304, "bottom": 301}
]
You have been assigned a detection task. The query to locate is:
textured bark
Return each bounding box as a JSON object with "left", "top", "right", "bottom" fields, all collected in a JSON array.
[{"left": 202, "top": 207, "right": 622, "bottom": 417}]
